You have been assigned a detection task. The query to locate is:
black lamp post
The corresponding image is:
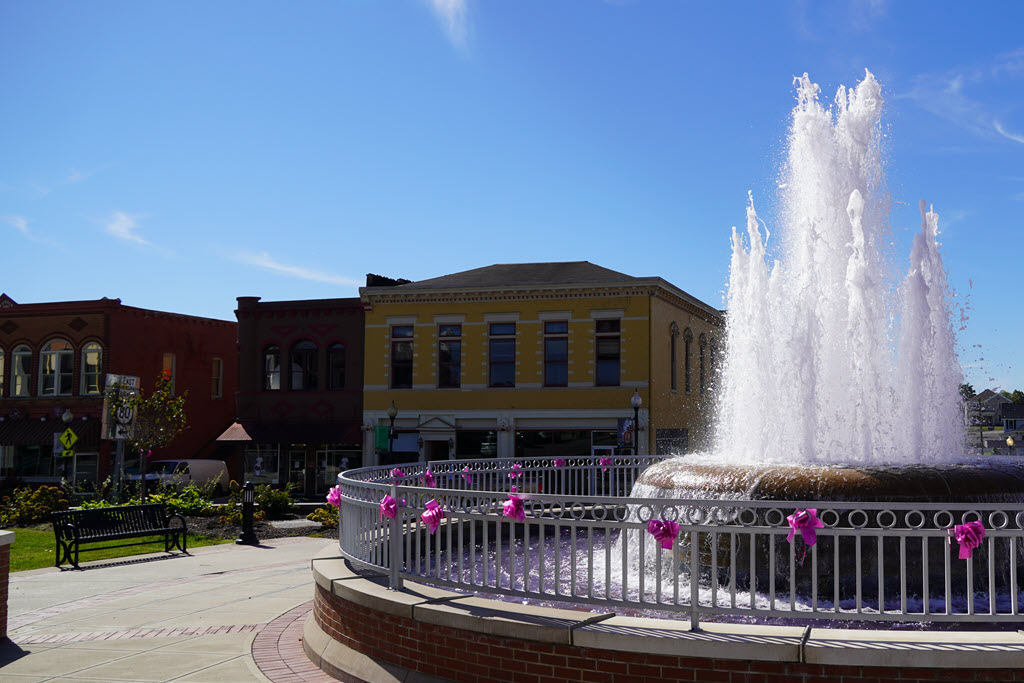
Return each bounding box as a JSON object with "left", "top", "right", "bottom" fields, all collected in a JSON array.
[
  {"left": 386, "top": 401, "right": 398, "bottom": 461},
  {"left": 236, "top": 481, "right": 259, "bottom": 545},
  {"left": 630, "top": 390, "right": 642, "bottom": 455}
]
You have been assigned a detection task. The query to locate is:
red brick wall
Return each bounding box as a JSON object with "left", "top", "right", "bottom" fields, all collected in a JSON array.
[
  {"left": 0, "top": 544, "right": 9, "bottom": 640},
  {"left": 313, "top": 584, "right": 1024, "bottom": 683}
]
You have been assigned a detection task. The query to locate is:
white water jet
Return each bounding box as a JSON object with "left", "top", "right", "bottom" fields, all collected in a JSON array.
[{"left": 713, "top": 70, "right": 964, "bottom": 466}]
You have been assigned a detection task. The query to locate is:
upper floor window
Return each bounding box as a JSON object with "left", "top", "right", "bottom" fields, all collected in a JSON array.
[
  {"left": 12, "top": 345, "right": 30, "bottom": 396},
  {"left": 162, "top": 353, "right": 177, "bottom": 395},
  {"left": 0, "top": 348, "right": 4, "bottom": 397},
  {"left": 684, "top": 328, "right": 693, "bottom": 393},
  {"left": 211, "top": 357, "right": 223, "bottom": 398},
  {"left": 327, "top": 343, "right": 346, "bottom": 390},
  {"left": 290, "top": 340, "right": 318, "bottom": 391},
  {"left": 489, "top": 322, "right": 516, "bottom": 388},
  {"left": 263, "top": 345, "right": 280, "bottom": 391},
  {"left": 81, "top": 342, "right": 103, "bottom": 395},
  {"left": 438, "top": 325, "right": 461, "bottom": 388},
  {"left": 595, "top": 319, "right": 620, "bottom": 387},
  {"left": 39, "top": 339, "right": 73, "bottom": 396},
  {"left": 670, "top": 323, "right": 680, "bottom": 392},
  {"left": 543, "top": 321, "right": 568, "bottom": 387},
  {"left": 391, "top": 325, "right": 414, "bottom": 389}
]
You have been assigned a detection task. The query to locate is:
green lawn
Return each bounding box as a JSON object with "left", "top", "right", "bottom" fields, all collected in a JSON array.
[{"left": 8, "top": 526, "right": 233, "bottom": 572}]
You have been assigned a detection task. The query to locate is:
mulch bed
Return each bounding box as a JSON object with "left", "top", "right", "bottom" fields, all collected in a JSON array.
[{"left": 183, "top": 512, "right": 338, "bottom": 541}]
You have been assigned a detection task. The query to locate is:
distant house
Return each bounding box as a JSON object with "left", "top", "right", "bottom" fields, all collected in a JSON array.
[
  {"left": 964, "top": 389, "right": 1013, "bottom": 426},
  {"left": 0, "top": 294, "right": 237, "bottom": 488},
  {"left": 1004, "top": 403, "right": 1024, "bottom": 432}
]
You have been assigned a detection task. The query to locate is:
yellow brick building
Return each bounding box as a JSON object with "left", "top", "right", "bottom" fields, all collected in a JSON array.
[{"left": 359, "top": 262, "right": 722, "bottom": 465}]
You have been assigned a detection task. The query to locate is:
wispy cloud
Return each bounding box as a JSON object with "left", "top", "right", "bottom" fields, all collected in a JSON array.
[
  {"left": 105, "top": 211, "right": 153, "bottom": 247},
  {"left": 425, "top": 0, "right": 469, "bottom": 49},
  {"left": 4, "top": 215, "right": 31, "bottom": 237},
  {"left": 994, "top": 121, "right": 1024, "bottom": 145},
  {"left": 67, "top": 164, "right": 108, "bottom": 184},
  {"left": 234, "top": 251, "right": 362, "bottom": 287},
  {"left": 903, "top": 50, "right": 1024, "bottom": 144}
]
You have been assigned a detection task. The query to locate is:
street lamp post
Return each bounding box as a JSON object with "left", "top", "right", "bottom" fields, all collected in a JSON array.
[
  {"left": 386, "top": 401, "right": 398, "bottom": 463},
  {"left": 630, "top": 390, "right": 642, "bottom": 455}
]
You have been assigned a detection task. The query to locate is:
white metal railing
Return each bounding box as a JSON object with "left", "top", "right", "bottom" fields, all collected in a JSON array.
[{"left": 337, "top": 457, "right": 1024, "bottom": 630}]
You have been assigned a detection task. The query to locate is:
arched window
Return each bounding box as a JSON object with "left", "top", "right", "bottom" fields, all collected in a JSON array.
[
  {"left": 327, "top": 343, "right": 346, "bottom": 390},
  {"left": 12, "top": 345, "right": 31, "bottom": 396},
  {"left": 290, "top": 340, "right": 318, "bottom": 391},
  {"left": 39, "top": 339, "right": 73, "bottom": 396},
  {"left": 670, "top": 323, "right": 680, "bottom": 392},
  {"left": 81, "top": 342, "right": 103, "bottom": 395},
  {"left": 699, "top": 333, "right": 707, "bottom": 396},
  {"left": 683, "top": 328, "right": 693, "bottom": 394},
  {"left": 263, "top": 345, "right": 280, "bottom": 391}
]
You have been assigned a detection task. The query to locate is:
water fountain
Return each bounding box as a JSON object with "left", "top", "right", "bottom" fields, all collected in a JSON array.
[{"left": 637, "top": 70, "right": 1024, "bottom": 502}]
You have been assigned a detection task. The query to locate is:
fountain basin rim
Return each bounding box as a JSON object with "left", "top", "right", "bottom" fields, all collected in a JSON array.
[{"left": 310, "top": 546, "right": 1024, "bottom": 677}]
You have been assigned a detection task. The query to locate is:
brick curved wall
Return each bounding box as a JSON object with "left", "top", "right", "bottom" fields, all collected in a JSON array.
[{"left": 312, "top": 583, "right": 1024, "bottom": 683}]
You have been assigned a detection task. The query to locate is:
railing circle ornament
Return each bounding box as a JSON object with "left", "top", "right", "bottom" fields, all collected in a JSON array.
[
  {"left": 764, "top": 508, "right": 785, "bottom": 527},
  {"left": 569, "top": 502, "right": 586, "bottom": 520},
  {"left": 737, "top": 507, "right": 757, "bottom": 526},
  {"left": 989, "top": 510, "right": 1009, "bottom": 529},
  {"left": 962, "top": 509, "right": 982, "bottom": 525},
  {"left": 819, "top": 508, "right": 841, "bottom": 528},
  {"left": 906, "top": 510, "right": 926, "bottom": 529},
  {"left": 877, "top": 509, "right": 897, "bottom": 529},
  {"left": 848, "top": 509, "right": 869, "bottom": 529},
  {"left": 933, "top": 510, "right": 955, "bottom": 529}
]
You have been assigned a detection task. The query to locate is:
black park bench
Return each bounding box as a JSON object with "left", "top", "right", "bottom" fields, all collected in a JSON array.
[{"left": 52, "top": 503, "right": 188, "bottom": 569}]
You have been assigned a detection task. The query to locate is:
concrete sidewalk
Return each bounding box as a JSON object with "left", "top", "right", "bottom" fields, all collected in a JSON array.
[{"left": 1, "top": 537, "right": 339, "bottom": 682}]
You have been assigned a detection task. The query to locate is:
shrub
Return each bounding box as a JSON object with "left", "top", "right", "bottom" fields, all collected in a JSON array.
[
  {"left": 0, "top": 485, "right": 70, "bottom": 526},
  {"left": 255, "top": 483, "right": 296, "bottom": 520},
  {"left": 306, "top": 505, "right": 338, "bottom": 529}
]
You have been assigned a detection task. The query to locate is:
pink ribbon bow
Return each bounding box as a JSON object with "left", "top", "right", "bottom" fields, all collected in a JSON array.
[
  {"left": 786, "top": 508, "right": 824, "bottom": 564},
  {"left": 953, "top": 521, "right": 985, "bottom": 560},
  {"left": 503, "top": 494, "right": 525, "bottom": 522},
  {"left": 599, "top": 457, "right": 612, "bottom": 472},
  {"left": 390, "top": 468, "right": 406, "bottom": 479},
  {"left": 326, "top": 486, "right": 341, "bottom": 507},
  {"left": 508, "top": 463, "right": 522, "bottom": 479},
  {"left": 380, "top": 494, "right": 397, "bottom": 520},
  {"left": 462, "top": 466, "right": 472, "bottom": 485},
  {"left": 647, "top": 519, "right": 680, "bottom": 550},
  {"left": 553, "top": 458, "right": 566, "bottom": 468},
  {"left": 421, "top": 499, "right": 445, "bottom": 534},
  {"left": 423, "top": 470, "right": 435, "bottom": 488}
]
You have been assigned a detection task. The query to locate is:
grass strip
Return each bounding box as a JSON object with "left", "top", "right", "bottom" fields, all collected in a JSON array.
[{"left": 8, "top": 526, "right": 233, "bottom": 572}]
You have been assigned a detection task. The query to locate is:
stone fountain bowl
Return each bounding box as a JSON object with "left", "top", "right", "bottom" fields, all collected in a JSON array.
[{"left": 635, "top": 458, "right": 1024, "bottom": 503}]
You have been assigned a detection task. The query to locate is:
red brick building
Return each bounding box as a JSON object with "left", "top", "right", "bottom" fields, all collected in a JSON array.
[
  {"left": 0, "top": 294, "right": 237, "bottom": 488},
  {"left": 217, "top": 296, "right": 364, "bottom": 498}
]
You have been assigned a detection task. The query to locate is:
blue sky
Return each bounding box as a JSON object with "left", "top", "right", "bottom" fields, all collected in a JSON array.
[{"left": 2, "top": 1, "right": 1022, "bottom": 392}]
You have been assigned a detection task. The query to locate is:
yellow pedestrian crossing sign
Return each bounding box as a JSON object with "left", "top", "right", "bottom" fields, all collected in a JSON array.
[
  {"left": 61, "top": 448, "right": 75, "bottom": 458},
  {"left": 59, "top": 427, "right": 78, "bottom": 450}
]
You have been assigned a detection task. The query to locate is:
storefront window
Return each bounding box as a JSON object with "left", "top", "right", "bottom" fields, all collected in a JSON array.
[
  {"left": 455, "top": 430, "right": 498, "bottom": 459},
  {"left": 245, "top": 444, "right": 280, "bottom": 484}
]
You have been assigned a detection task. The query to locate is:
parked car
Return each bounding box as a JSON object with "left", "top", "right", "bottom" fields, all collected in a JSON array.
[{"left": 128, "top": 459, "right": 230, "bottom": 494}]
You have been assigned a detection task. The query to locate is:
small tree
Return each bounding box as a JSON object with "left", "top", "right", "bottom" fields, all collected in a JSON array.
[{"left": 107, "top": 371, "right": 188, "bottom": 501}]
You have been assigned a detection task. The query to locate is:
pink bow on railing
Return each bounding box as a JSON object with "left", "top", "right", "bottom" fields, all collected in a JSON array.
[
  {"left": 503, "top": 494, "right": 525, "bottom": 522},
  {"left": 462, "top": 466, "right": 472, "bottom": 485},
  {"left": 786, "top": 508, "right": 824, "bottom": 564},
  {"left": 508, "top": 463, "right": 522, "bottom": 479},
  {"left": 423, "top": 470, "right": 435, "bottom": 488},
  {"left": 599, "top": 457, "right": 612, "bottom": 472},
  {"left": 647, "top": 519, "right": 680, "bottom": 550},
  {"left": 390, "top": 468, "right": 406, "bottom": 479},
  {"left": 952, "top": 521, "right": 985, "bottom": 560},
  {"left": 380, "top": 494, "right": 397, "bottom": 520},
  {"left": 421, "top": 499, "right": 445, "bottom": 534},
  {"left": 553, "top": 458, "right": 566, "bottom": 468},
  {"left": 326, "top": 486, "right": 341, "bottom": 507}
]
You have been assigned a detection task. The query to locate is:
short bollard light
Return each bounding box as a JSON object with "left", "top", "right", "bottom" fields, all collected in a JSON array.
[{"left": 236, "top": 481, "right": 259, "bottom": 546}]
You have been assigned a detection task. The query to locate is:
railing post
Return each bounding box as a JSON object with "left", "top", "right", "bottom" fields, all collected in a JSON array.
[
  {"left": 690, "top": 528, "right": 701, "bottom": 631},
  {"left": 388, "top": 482, "right": 403, "bottom": 590}
]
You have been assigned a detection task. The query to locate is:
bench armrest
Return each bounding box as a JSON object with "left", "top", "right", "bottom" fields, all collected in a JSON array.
[{"left": 168, "top": 513, "right": 188, "bottom": 532}]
